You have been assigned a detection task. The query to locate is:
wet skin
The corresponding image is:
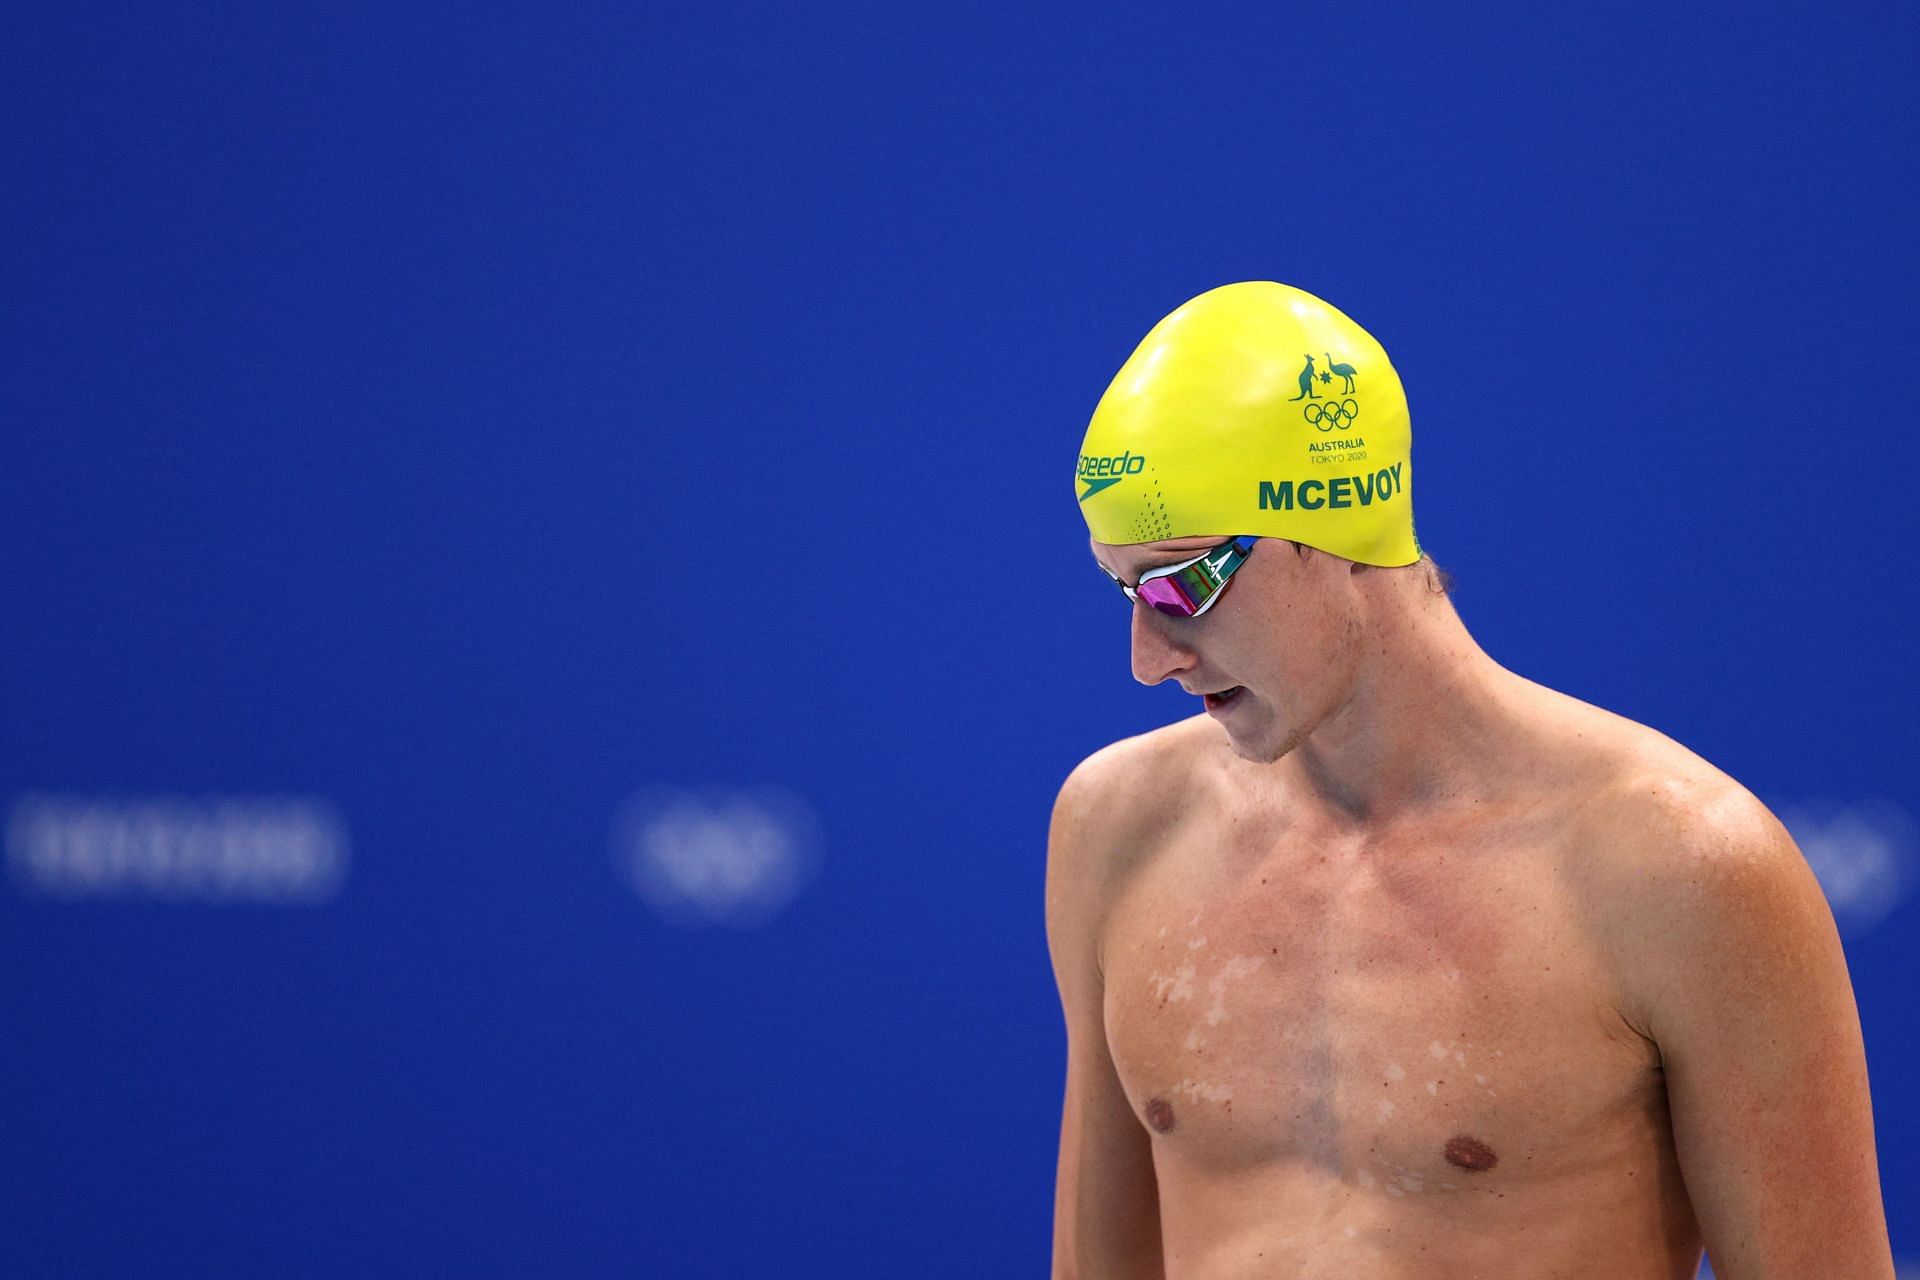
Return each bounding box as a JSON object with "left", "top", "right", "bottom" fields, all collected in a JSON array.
[
  {"left": 1055, "top": 538, "right": 1889, "bottom": 1278},
  {"left": 1091, "top": 707, "right": 1706, "bottom": 1279}
]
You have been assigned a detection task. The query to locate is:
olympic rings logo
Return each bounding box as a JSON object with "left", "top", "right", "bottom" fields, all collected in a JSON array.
[{"left": 1303, "top": 399, "right": 1361, "bottom": 432}]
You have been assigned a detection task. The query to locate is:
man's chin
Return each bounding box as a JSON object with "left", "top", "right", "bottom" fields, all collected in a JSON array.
[
  {"left": 1221, "top": 718, "right": 1305, "bottom": 766},
  {"left": 1224, "top": 727, "right": 1288, "bottom": 765}
]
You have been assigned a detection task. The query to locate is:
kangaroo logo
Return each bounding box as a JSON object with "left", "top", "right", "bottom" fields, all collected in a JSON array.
[
  {"left": 1292, "top": 351, "right": 1361, "bottom": 430},
  {"left": 1289, "top": 354, "right": 1321, "bottom": 400}
]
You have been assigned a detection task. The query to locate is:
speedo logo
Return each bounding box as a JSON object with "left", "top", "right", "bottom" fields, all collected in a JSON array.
[
  {"left": 1259, "top": 462, "right": 1403, "bottom": 511},
  {"left": 1077, "top": 450, "right": 1146, "bottom": 502}
]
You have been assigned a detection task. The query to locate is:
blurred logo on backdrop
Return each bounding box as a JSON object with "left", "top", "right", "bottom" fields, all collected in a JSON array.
[
  {"left": 611, "top": 786, "right": 820, "bottom": 928},
  {"left": 6, "top": 794, "right": 349, "bottom": 904},
  {"left": 1772, "top": 796, "right": 1916, "bottom": 937}
]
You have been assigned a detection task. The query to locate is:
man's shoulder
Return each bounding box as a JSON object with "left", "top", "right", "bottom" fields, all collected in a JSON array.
[
  {"left": 1569, "top": 709, "right": 1786, "bottom": 879},
  {"left": 1060, "top": 713, "right": 1213, "bottom": 797},
  {"left": 1598, "top": 750, "right": 1810, "bottom": 940},
  {"left": 1560, "top": 712, "right": 1821, "bottom": 1028},
  {"left": 1509, "top": 678, "right": 1772, "bottom": 862},
  {"left": 1049, "top": 716, "right": 1216, "bottom": 898}
]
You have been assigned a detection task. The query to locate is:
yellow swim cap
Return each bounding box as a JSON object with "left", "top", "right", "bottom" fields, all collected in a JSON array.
[{"left": 1075, "top": 281, "right": 1421, "bottom": 567}]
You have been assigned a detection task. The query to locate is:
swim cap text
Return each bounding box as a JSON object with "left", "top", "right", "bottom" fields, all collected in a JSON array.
[
  {"left": 1077, "top": 450, "right": 1147, "bottom": 503},
  {"left": 1258, "top": 462, "right": 1403, "bottom": 511}
]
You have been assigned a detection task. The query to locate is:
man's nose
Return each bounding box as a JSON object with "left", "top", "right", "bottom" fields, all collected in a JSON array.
[{"left": 1130, "top": 602, "right": 1197, "bottom": 687}]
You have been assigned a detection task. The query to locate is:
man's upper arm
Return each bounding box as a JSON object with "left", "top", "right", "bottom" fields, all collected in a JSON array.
[
  {"left": 1617, "top": 784, "right": 1894, "bottom": 1279},
  {"left": 1046, "top": 745, "right": 1164, "bottom": 1280}
]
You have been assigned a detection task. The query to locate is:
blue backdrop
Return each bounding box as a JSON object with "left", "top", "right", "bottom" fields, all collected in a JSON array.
[{"left": 4, "top": 2, "right": 1915, "bottom": 1275}]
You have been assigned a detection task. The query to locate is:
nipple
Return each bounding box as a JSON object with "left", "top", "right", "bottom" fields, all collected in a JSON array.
[{"left": 1443, "top": 1135, "right": 1498, "bottom": 1171}]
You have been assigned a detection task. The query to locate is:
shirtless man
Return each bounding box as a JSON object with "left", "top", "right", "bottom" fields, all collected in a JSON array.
[{"left": 1048, "top": 282, "right": 1894, "bottom": 1279}]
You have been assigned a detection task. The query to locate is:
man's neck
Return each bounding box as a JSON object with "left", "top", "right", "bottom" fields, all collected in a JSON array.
[{"left": 1285, "top": 594, "right": 1538, "bottom": 835}]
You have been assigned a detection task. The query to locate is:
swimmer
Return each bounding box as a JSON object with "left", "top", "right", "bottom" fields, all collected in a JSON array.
[{"left": 1047, "top": 282, "right": 1894, "bottom": 1278}]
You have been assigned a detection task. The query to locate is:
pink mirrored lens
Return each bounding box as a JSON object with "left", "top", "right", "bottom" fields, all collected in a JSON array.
[{"left": 1136, "top": 575, "right": 1200, "bottom": 616}]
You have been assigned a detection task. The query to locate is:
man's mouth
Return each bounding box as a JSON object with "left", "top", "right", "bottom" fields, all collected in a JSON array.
[{"left": 1202, "top": 686, "right": 1244, "bottom": 712}]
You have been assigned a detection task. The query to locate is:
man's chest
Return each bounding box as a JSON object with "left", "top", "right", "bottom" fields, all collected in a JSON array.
[{"left": 1099, "top": 816, "right": 1665, "bottom": 1193}]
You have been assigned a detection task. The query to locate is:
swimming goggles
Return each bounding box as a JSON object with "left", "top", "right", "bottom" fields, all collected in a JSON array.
[{"left": 1097, "top": 535, "right": 1259, "bottom": 619}]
